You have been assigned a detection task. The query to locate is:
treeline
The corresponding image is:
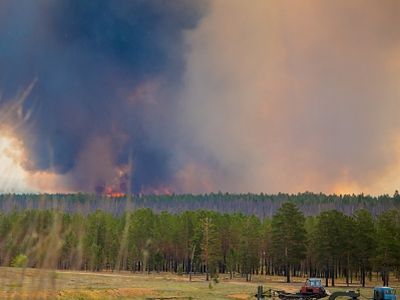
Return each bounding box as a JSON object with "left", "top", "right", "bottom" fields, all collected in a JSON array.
[
  {"left": 1, "top": 191, "right": 400, "bottom": 217},
  {"left": 0, "top": 204, "right": 399, "bottom": 286}
]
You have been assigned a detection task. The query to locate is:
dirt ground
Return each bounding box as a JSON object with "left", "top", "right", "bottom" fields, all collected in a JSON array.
[{"left": 0, "top": 267, "right": 398, "bottom": 299}]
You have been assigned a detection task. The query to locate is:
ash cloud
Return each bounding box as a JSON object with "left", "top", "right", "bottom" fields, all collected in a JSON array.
[{"left": 0, "top": 1, "right": 207, "bottom": 193}]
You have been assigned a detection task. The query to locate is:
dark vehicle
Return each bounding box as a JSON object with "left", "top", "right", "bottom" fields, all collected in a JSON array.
[{"left": 374, "top": 287, "right": 396, "bottom": 300}]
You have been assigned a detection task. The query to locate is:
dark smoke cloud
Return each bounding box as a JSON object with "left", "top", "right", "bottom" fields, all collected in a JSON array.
[{"left": 0, "top": 1, "right": 207, "bottom": 192}]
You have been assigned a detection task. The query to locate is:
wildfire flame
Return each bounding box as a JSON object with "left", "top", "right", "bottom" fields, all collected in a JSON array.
[{"left": 104, "top": 186, "right": 126, "bottom": 198}]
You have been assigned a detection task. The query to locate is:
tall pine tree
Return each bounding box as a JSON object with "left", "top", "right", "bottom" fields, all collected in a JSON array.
[{"left": 271, "top": 202, "right": 307, "bottom": 283}]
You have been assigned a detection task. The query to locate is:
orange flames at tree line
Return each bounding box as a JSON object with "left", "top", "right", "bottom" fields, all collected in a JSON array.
[
  {"left": 103, "top": 186, "right": 126, "bottom": 198},
  {"left": 101, "top": 184, "right": 174, "bottom": 198}
]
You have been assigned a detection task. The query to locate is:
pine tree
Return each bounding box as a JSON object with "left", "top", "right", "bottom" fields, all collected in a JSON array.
[
  {"left": 353, "top": 209, "right": 376, "bottom": 287},
  {"left": 375, "top": 209, "right": 400, "bottom": 286},
  {"left": 271, "top": 202, "right": 307, "bottom": 283},
  {"left": 239, "top": 215, "right": 261, "bottom": 281},
  {"left": 315, "top": 210, "right": 353, "bottom": 287},
  {"left": 200, "top": 216, "right": 220, "bottom": 281}
]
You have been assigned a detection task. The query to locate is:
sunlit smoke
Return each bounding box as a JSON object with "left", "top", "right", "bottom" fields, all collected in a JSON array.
[{"left": 179, "top": 0, "right": 400, "bottom": 195}]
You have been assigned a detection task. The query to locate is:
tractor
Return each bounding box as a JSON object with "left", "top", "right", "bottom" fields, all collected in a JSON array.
[
  {"left": 300, "top": 278, "right": 328, "bottom": 298},
  {"left": 255, "top": 278, "right": 329, "bottom": 300}
]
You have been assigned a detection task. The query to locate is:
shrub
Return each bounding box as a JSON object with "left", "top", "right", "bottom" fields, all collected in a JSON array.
[{"left": 11, "top": 254, "right": 28, "bottom": 268}]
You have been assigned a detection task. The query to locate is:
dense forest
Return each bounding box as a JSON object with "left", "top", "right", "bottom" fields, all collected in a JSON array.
[
  {"left": 0, "top": 203, "right": 399, "bottom": 286},
  {"left": 1, "top": 192, "right": 400, "bottom": 217}
]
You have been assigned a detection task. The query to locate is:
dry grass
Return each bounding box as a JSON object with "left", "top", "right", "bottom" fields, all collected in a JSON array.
[
  {"left": 227, "top": 293, "right": 252, "bottom": 299},
  {"left": 0, "top": 267, "right": 398, "bottom": 299}
]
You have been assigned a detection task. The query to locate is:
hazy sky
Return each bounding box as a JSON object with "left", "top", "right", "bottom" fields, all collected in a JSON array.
[{"left": 1, "top": 1, "right": 400, "bottom": 195}]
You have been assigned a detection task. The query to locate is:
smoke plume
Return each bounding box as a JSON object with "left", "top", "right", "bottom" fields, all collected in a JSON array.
[{"left": 1, "top": 1, "right": 400, "bottom": 195}]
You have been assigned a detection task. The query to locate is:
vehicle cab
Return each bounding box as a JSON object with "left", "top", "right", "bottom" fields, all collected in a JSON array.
[
  {"left": 374, "top": 287, "right": 396, "bottom": 300},
  {"left": 301, "top": 278, "right": 326, "bottom": 296}
]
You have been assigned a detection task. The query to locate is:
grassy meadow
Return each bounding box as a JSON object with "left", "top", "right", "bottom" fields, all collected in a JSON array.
[{"left": 0, "top": 267, "right": 398, "bottom": 300}]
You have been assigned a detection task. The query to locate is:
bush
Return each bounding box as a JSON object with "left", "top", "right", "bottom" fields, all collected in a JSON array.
[
  {"left": 177, "top": 263, "right": 183, "bottom": 275},
  {"left": 212, "top": 275, "right": 219, "bottom": 284},
  {"left": 11, "top": 254, "right": 28, "bottom": 268}
]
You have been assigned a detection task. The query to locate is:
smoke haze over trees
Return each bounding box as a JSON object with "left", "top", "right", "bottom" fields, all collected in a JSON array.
[{"left": 0, "top": 192, "right": 399, "bottom": 218}]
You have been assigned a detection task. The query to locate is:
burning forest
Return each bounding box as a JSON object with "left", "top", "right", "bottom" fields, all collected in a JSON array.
[{"left": 1, "top": 1, "right": 400, "bottom": 299}]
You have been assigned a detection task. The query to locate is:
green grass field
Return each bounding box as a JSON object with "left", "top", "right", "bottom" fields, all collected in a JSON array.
[{"left": 0, "top": 267, "right": 398, "bottom": 299}]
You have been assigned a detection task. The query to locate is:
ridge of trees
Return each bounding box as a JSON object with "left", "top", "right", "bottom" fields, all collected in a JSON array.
[
  {"left": 0, "top": 204, "right": 399, "bottom": 286},
  {"left": 0, "top": 191, "right": 399, "bottom": 217}
]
